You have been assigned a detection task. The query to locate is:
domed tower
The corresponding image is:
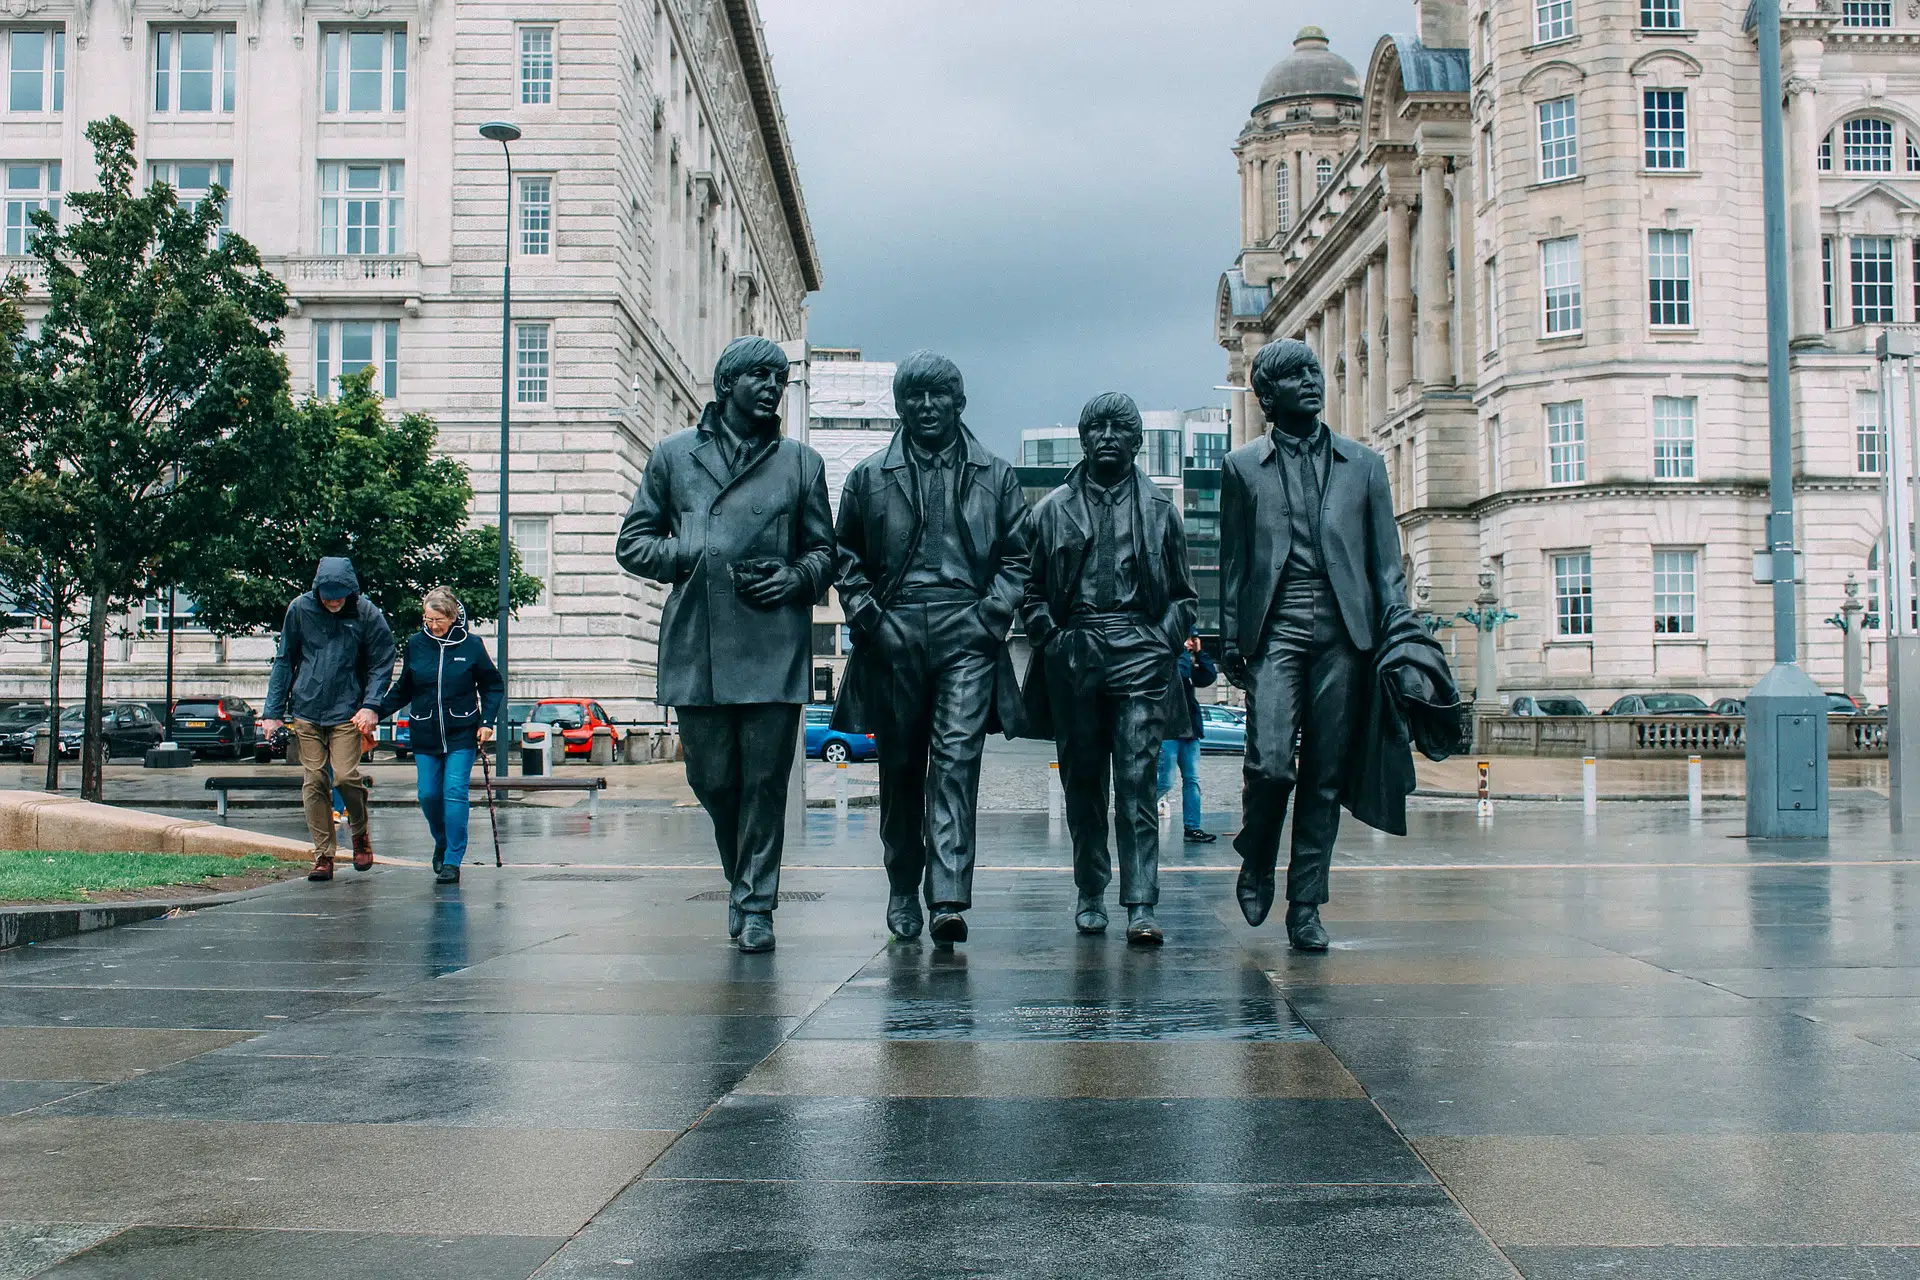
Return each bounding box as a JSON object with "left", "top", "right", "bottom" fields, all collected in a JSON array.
[{"left": 1235, "top": 27, "right": 1362, "bottom": 258}]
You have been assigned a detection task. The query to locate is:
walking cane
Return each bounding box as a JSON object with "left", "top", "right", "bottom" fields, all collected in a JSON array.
[{"left": 480, "top": 746, "right": 504, "bottom": 867}]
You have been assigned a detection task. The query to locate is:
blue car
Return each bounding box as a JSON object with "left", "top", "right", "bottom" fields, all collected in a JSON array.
[
  {"left": 1198, "top": 703, "right": 1246, "bottom": 754},
  {"left": 805, "top": 704, "right": 877, "bottom": 763}
]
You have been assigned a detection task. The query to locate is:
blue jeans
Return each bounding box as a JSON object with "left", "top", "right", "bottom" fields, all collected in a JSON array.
[
  {"left": 1157, "top": 738, "right": 1202, "bottom": 831},
  {"left": 415, "top": 748, "right": 477, "bottom": 867}
]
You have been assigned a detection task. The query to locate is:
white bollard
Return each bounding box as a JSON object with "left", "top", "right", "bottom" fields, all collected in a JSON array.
[
  {"left": 1048, "top": 760, "right": 1064, "bottom": 830},
  {"left": 1688, "top": 753, "right": 1703, "bottom": 818},
  {"left": 1582, "top": 757, "right": 1597, "bottom": 816},
  {"left": 835, "top": 760, "right": 848, "bottom": 822}
]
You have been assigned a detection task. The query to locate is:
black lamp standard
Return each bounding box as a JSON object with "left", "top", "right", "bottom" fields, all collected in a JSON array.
[{"left": 480, "top": 120, "right": 521, "bottom": 762}]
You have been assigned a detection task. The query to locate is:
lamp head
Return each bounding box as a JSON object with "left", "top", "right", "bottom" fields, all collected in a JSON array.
[{"left": 479, "top": 121, "right": 522, "bottom": 143}]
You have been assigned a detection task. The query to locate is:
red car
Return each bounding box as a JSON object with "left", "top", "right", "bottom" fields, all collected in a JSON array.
[{"left": 529, "top": 699, "right": 623, "bottom": 758}]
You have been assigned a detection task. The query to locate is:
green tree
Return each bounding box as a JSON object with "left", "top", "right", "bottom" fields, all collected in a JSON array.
[
  {"left": 183, "top": 367, "right": 544, "bottom": 636},
  {"left": 11, "top": 117, "right": 290, "bottom": 800}
]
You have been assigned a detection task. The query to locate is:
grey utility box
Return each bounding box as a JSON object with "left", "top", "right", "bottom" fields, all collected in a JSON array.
[{"left": 1743, "top": 662, "right": 1829, "bottom": 838}]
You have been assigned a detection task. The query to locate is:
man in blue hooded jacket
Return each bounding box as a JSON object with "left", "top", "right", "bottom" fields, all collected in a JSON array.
[{"left": 261, "top": 557, "right": 397, "bottom": 881}]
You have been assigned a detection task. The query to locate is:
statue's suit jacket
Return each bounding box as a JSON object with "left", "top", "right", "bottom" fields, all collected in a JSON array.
[
  {"left": 831, "top": 427, "right": 1031, "bottom": 737},
  {"left": 1219, "top": 425, "right": 1411, "bottom": 658},
  {"left": 1016, "top": 464, "right": 1199, "bottom": 740},
  {"left": 616, "top": 412, "right": 834, "bottom": 707}
]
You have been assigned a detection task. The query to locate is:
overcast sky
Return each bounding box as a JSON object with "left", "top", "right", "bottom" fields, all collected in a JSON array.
[{"left": 757, "top": 0, "right": 1405, "bottom": 455}]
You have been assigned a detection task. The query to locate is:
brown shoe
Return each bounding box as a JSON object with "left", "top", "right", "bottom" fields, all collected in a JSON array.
[
  {"left": 351, "top": 831, "right": 374, "bottom": 872},
  {"left": 307, "top": 854, "right": 335, "bottom": 882}
]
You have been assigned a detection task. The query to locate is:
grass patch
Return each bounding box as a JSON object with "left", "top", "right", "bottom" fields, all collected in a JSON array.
[{"left": 0, "top": 850, "right": 282, "bottom": 903}]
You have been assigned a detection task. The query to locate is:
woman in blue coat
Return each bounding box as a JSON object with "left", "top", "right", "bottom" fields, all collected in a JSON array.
[{"left": 378, "top": 587, "right": 504, "bottom": 884}]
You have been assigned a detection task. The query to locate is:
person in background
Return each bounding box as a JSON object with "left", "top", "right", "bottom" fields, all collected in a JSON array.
[
  {"left": 377, "top": 587, "right": 503, "bottom": 885},
  {"left": 261, "top": 557, "right": 395, "bottom": 882},
  {"left": 1158, "top": 629, "right": 1219, "bottom": 844}
]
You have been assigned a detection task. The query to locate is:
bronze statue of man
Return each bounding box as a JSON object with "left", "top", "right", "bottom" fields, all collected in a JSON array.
[
  {"left": 832, "top": 351, "right": 1031, "bottom": 946},
  {"left": 616, "top": 336, "right": 834, "bottom": 954},
  {"left": 1020, "top": 392, "right": 1197, "bottom": 946},
  {"left": 1220, "top": 338, "right": 1417, "bottom": 951}
]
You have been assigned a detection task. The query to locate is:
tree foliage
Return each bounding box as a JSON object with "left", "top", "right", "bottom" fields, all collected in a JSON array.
[{"left": 183, "top": 367, "right": 544, "bottom": 635}]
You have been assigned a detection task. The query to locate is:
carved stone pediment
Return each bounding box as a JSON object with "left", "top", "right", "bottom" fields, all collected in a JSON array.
[
  {"left": 3, "top": 0, "right": 46, "bottom": 18},
  {"left": 1518, "top": 60, "right": 1586, "bottom": 99}
]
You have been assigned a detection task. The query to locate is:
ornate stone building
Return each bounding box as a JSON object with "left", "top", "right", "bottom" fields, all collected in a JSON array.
[
  {"left": 1218, "top": 0, "right": 1918, "bottom": 707},
  {"left": 0, "top": 0, "right": 818, "bottom": 716}
]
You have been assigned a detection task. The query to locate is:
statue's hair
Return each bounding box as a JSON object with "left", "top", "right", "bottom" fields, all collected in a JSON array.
[
  {"left": 712, "top": 335, "right": 789, "bottom": 400},
  {"left": 1077, "top": 391, "right": 1143, "bottom": 435},
  {"left": 1249, "top": 338, "right": 1320, "bottom": 398},
  {"left": 892, "top": 350, "right": 966, "bottom": 406}
]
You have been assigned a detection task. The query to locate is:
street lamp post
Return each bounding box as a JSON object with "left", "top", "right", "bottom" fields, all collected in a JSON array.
[{"left": 480, "top": 120, "right": 521, "bottom": 766}]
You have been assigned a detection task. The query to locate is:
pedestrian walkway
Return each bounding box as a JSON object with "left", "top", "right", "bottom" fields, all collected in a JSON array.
[{"left": 2, "top": 802, "right": 1918, "bottom": 1276}]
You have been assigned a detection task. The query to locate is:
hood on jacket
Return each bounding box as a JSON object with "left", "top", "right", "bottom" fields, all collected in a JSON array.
[
  {"left": 312, "top": 557, "right": 360, "bottom": 602},
  {"left": 424, "top": 613, "right": 470, "bottom": 647}
]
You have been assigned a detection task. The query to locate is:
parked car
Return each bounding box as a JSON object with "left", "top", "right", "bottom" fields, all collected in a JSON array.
[
  {"left": 506, "top": 700, "right": 536, "bottom": 749},
  {"left": 20, "top": 702, "right": 165, "bottom": 761},
  {"left": 529, "top": 698, "right": 624, "bottom": 759},
  {"left": 1509, "top": 695, "right": 1592, "bottom": 717},
  {"left": 804, "top": 703, "right": 876, "bottom": 763},
  {"left": 0, "top": 703, "right": 50, "bottom": 760},
  {"left": 1603, "top": 693, "right": 1713, "bottom": 716},
  {"left": 1827, "top": 691, "right": 1869, "bottom": 715},
  {"left": 374, "top": 713, "right": 413, "bottom": 760},
  {"left": 1711, "top": 697, "right": 1745, "bottom": 717},
  {"left": 168, "top": 696, "right": 259, "bottom": 759},
  {"left": 1198, "top": 703, "right": 1247, "bottom": 754}
]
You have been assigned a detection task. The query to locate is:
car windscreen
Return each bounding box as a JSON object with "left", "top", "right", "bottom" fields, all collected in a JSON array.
[
  {"left": 0, "top": 706, "right": 46, "bottom": 727},
  {"left": 1537, "top": 699, "right": 1588, "bottom": 715},
  {"left": 173, "top": 702, "right": 221, "bottom": 717},
  {"left": 1642, "top": 694, "right": 1706, "bottom": 712},
  {"left": 531, "top": 705, "right": 587, "bottom": 728}
]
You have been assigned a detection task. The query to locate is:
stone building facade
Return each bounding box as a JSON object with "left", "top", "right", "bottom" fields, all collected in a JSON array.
[
  {"left": 0, "top": 0, "right": 818, "bottom": 718},
  {"left": 1218, "top": 1, "right": 1917, "bottom": 707}
]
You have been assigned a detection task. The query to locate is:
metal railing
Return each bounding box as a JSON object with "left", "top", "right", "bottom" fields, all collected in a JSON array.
[{"left": 1475, "top": 714, "right": 1887, "bottom": 758}]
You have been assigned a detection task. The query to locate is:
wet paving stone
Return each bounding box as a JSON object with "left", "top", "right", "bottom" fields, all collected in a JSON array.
[
  {"left": 36, "top": 1226, "right": 566, "bottom": 1280},
  {"left": 792, "top": 994, "right": 1316, "bottom": 1041},
  {"left": 1504, "top": 1245, "right": 1920, "bottom": 1280},
  {"left": 0, "top": 986, "right": 367, "bottom": 1030},
  {"left": 210, "top": 1010, "right": 800, "bottom": 1064},
  {"left": 0, "top": 1223, "right": 123, "bottom": 1280}
]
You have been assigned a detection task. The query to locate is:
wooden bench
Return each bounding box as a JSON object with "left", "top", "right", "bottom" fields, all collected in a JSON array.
[{"left": 204, "top": 773, "right": 606, "bottom": 820}]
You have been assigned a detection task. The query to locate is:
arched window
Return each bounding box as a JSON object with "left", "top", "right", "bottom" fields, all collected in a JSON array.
[
  {"left": 1819, "top": 133, "right": 1831, "bottom": 171},
  {"left": 1315, "top": 156, "right": 1333, "bottom": 191},
  {"left": 1276, "top": 166, "right": 1291, "bottom": 233},
  {"left": 1842, "top": 117, "right": 1895, "bottom": 172}
]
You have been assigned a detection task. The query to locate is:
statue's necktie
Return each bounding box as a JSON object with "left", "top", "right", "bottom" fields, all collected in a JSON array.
[
  {"left": 1095, "top": 492, "right": 1118, "bottom": 611},
  {"left": 924, "top": 458, "right": 947, "bottom": 551}
]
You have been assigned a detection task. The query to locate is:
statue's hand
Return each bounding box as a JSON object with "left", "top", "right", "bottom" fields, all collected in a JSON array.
[{"left": 1220, "top": 651, "right": 1250, "bottom": 690}]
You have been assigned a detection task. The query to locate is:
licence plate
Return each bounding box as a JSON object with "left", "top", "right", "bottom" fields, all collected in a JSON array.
[{"left": 186, "top": 721, "right": 207, "bottom": 728}]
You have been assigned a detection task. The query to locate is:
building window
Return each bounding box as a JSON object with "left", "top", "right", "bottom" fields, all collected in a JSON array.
[
  {"left": 3, "top": 161, "right": 59, "bottom": 254},
  {"left": 152, "top": 28, "right": 236, "bottom": 114},
  {"left": 321, "top": 28, "right": 406, "bottom": 114},
  {"left": 1535, "top": 0, "right": 1575, "bottom": 43},
  {"left": 1819, "top": 133, "right": 1832, "bottom": 171},
  {"left": 149, "top": 161, "right": 232, "bottom": 238},
  {"left": 1822, "top": 237, "right": 1833, "bottom": 329},
  {"left": 1842, "top": 118, "right": 1894, "bottom": 173},
  {"left": 1541, "top": 236, "right": 1582, "bottom": 336},
  {"left": 518, "top": 175, "right": 551, "bottom": 256},
  {"left": 1190, "top": 432, "right": 1228, "bottom": 470},
  {"left": 1546, "top": 401, "right": 1586, "bottom": 485},
  {"left": 1537, "top": 97, "right": 1578, "bottom": 181},
  {"left": 1851, "top": 236, "right": 1895, "bottom": 325},
  {"left": 1553, "top": 552, "right": 1594, "bottom": 636},
  {"left": 1652, "top": 550, "right": 1696, "bottom": 635},
  {"left": 313, "top": 319, "right": 399, "bottom": 398},
  {"left": 1652, "top": 396, "right": 1696, "bottom": 479},
  {"left": 1484, "top": 414, "right": 1501, "bottom": 493},
  {"left": 1647, "top": 229, "right": 1693, "bottom": 328},
  {"left": 1641, "top": 0, "right": 1682, "bottom": 27},
  {"left": 1909, "top": 139, "right": 1920, "bottom": 173},
  {"left": 1481, "top": 125, "right": 1498, "bottom": 201},
  {"left": 1484, "top": 255, "right": 1501, "bottom": 352},
  {"left": 1841, "top": 0, "right": 1892, "bottom": 25},
  {"left": 518, "top": 25, "right": 553, "bottom": 106},
  {"left": 143, "top": 591, "right": 199, "bottom": 632},
  {"left": 1315, "top": 155, "right": 1332, "bottom": 191},
  {"left": 6, "top": 27, "right": 63, "bottom": 113},
  {"left": 510, "top": 516, "right": 551, "bottom": 595},
  {"left": 515, "top": 323, "right": 549, "bottom": 404},
  {"left": 1643, "top": 90, "right": 1686, "bottom": 169},
  {"left": 1857, "top": 390, "right": 1886, "bottom": 475},
  {"left": 1275, "top": 166, "right": 1290, "bottom": 234},
  {"left": 319, "top": 161, "right": 404, "bottom": 255}
]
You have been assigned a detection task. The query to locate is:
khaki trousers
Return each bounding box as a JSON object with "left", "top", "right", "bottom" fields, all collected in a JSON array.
[{"left": 290, "top": 719, "right": 369, "bottom": 857}]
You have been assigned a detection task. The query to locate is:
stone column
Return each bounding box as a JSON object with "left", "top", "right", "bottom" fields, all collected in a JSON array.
[
  {"left": 1240, "top": 153, "right": 1257, "bottom": 245},
  {"left": 1343, "top": 275, "right": 1366, "bottom": 438},
  {"left": 1451, "top": 157, "right": 1476, "bottom": 383},
  {"left": 1786, "top": 75, "right": 1823, "bottom": 343},
  {"left": 1322, "top": 294, "right": 1344, "bottom": 431},
  {"left": 1417, "top": 155, "right": 1453, "bottom": 389},
  {"left": 1366, "top": 255, "right": 1389, "bottom": 424},
  {"left": 1303, "top": 315, "right": 1323, "bottom": 374},
  {"left": 1386, "top": 194, "right": 1415, "bottom": 392},
  {"left": 1843, "top": 572, "right": 1865, "bottom": 702}
]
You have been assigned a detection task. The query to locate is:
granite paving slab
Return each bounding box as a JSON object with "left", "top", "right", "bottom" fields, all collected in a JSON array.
[{"left": 39, "top": 1226, "right": 566, "bottom": 1280}]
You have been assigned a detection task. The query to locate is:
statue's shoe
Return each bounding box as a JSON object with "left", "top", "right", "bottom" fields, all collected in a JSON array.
[
  {"left": 1236, "top": 863, "right": 1276, "bottom": 926},
  {"left": 1285, "top": 902, "right": 1330, "bottom": 952},
  {"left": 886, "top": 894, "right": 924, "bottom": 939}
]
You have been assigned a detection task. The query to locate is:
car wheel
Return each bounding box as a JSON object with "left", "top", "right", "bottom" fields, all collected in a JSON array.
[{"left": 822, "top": 740, "right": 850, "bottom": 764}]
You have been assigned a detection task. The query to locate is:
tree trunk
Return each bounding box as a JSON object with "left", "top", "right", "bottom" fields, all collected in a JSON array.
[
  {"left": 80, "top": 580, "right": 109, "bottom": 802},
  {"left": 42, "top": 594, "right": 62, "bottom": 793}
]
